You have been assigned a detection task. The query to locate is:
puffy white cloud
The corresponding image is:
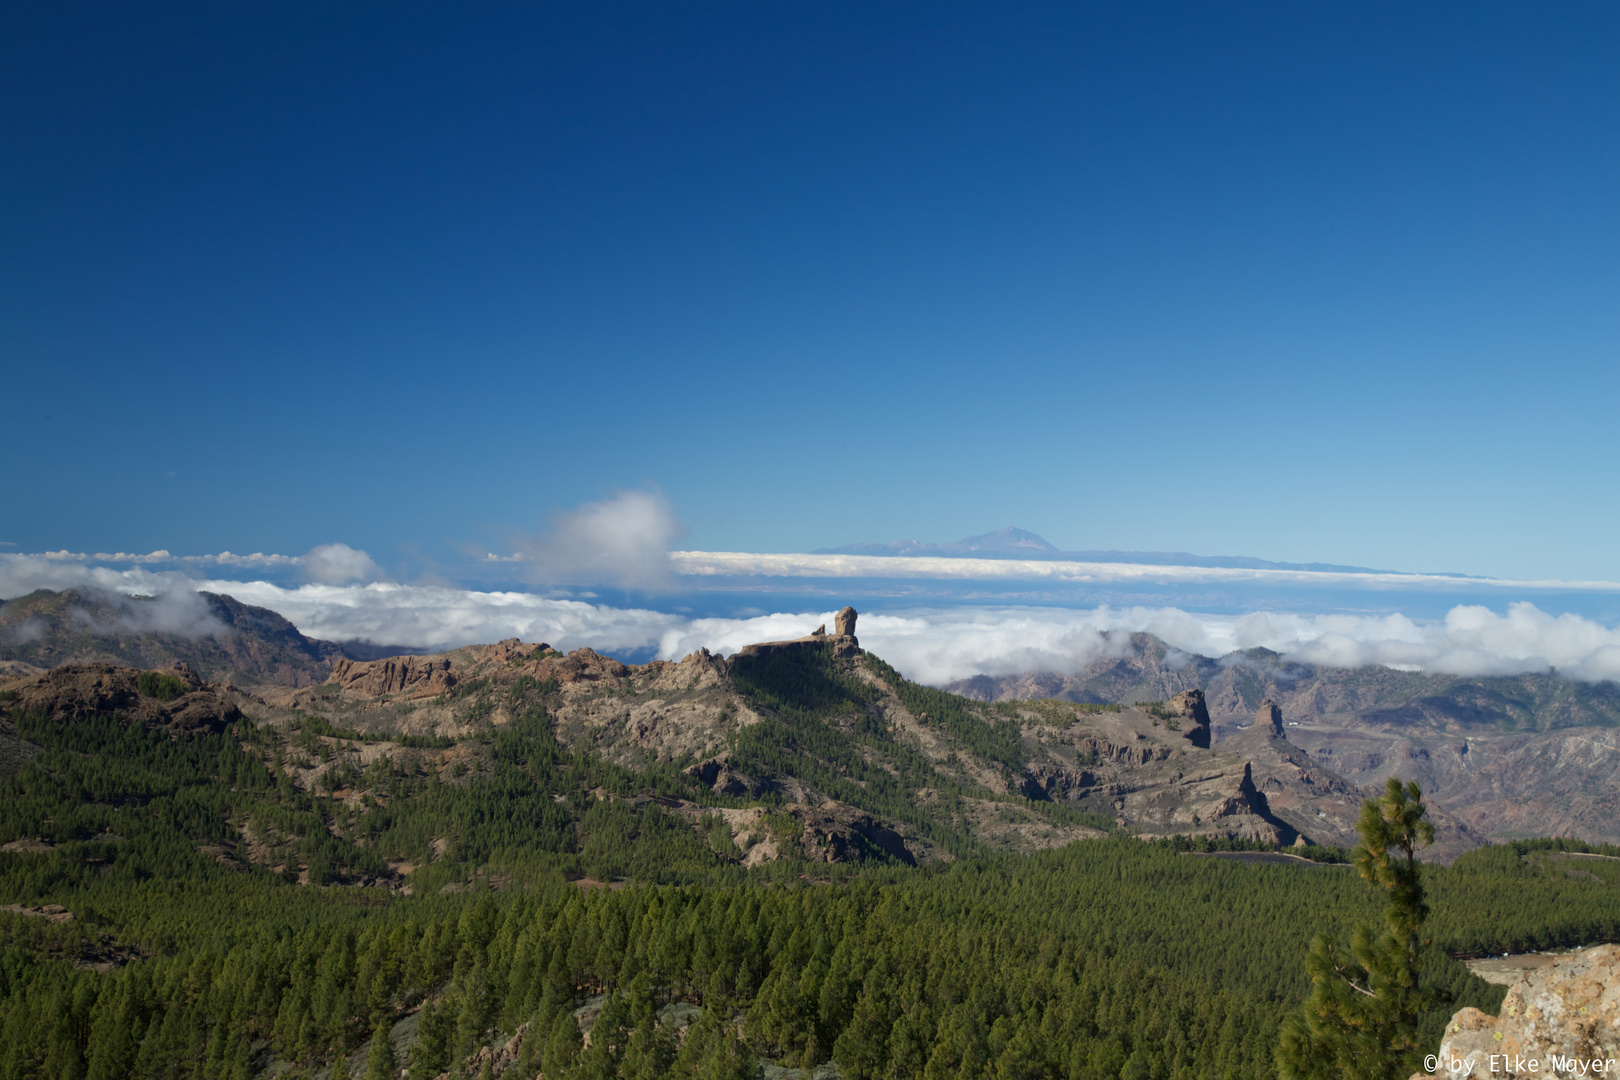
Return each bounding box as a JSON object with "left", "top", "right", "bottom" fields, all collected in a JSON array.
[
  {"left": 516, "top": 491, "right": 683, "bottom": 588},
  {"left": 302, "top": 543, "right": 383, "bottom": 586}
]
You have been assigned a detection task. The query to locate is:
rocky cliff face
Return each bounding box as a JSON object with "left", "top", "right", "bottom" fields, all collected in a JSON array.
[{"left": 1420, "top": 944, "right": 1620, "bottom": 1079}]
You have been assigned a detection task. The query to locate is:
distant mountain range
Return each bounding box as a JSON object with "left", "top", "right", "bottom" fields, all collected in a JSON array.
[
  {"left": 815, "top": 525, "right": 1394, "bottom": 574},
  {"left": 946, "top": 633, "right": 1620, "bottom": 846},
  {"left": 0, "top": 588, "right": 425, "bottom": 687}
]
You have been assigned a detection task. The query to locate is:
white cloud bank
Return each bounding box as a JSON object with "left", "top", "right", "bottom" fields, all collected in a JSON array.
[
  {"left": 671, "top": 551, "right": 1620, "bottom": 593},
  {"left": 8, "top": 552, "right": 1620, "bottom": 685}
]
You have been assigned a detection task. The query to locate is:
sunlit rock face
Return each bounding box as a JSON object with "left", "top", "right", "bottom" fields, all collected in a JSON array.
[{"left": 1423, "top": 944, "right": 1620, "bottom": 1079}]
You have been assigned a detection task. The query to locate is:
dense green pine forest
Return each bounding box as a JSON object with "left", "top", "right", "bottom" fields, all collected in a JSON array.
[{"left": 3, "top": 670, "right": 1619, "bottom": 1079}]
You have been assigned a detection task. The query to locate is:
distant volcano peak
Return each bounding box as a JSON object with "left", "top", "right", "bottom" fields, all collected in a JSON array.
[{"left": 944, "top": 526, "right": 1057, "bottom": 554}]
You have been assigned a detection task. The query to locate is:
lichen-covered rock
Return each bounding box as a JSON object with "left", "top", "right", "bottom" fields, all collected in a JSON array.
[{"left": 1424, "top": 944, "right": 1620, "bottom": 1078}]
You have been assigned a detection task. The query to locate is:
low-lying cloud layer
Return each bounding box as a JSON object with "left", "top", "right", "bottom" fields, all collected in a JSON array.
[
  {"left": 7, "top": 552, "right": 1620, "bottom": 685},
  {"left": 671, "top": 550, "right": 1620, "bottom": 593}
]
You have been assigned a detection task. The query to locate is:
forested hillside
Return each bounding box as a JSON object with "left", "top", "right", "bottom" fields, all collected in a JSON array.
[{"left": 4, "top": 649, "right": 1620, "bottom": 1079}]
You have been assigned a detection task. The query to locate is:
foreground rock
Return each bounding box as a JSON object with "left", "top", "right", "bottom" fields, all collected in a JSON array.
[{"left": 1421, "top": 944, "right": 1620, "bottom": 1078}]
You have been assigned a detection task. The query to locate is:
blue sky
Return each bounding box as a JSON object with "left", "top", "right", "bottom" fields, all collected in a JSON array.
[{"left": 4, "top": 3, "right": 1618, "bottom": 581}]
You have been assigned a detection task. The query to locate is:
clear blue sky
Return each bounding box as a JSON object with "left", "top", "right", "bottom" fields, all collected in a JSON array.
[{"left": 4, "top": 3, "right": 1617, "bottom": 581}]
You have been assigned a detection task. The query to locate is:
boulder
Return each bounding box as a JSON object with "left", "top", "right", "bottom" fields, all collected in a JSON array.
[
  {"left": 835, "top": 606, "right": 858, "bottom": 639},
  {"left": 1171, "top": 689, "right": 1213, "bottom": 749},
  {"left": 1422, "top": 944, "right": 1620, "bottom": 1078}
]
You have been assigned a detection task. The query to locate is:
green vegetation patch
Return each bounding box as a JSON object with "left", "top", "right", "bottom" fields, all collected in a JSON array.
[{"left": 135, "top": 671, "right": 188, "bottom": 702}]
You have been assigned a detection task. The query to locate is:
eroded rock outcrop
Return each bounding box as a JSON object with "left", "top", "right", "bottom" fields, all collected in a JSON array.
[
  {"left": 1171, "top": 688, "right": 1213, "bottom": 748},
  {"left": 533, "top": 647, "right": 630, "bottom": 685},
  {"left": 327, "top": 655, "right": 458, "bottom": 698},
  {"left": 1258, "top": 698, "right": 1284, "bottom": 737},
  {"left": 4, "top": 663, "right": 241, "bottom": 736},
  {"left": 733, "top": 608, "right": 862, "bottom": 661},
  {"left": 1421, "top": 944, "right": 1620, "bottom": 1078},
  {"left": 683, "top": 752, "right": 764, "bottom": 797}
]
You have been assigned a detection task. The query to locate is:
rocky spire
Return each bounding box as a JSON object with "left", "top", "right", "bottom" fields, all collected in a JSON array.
[
  {"left": 1257, "top": 698, "right": 1284, "bottom": 738},
  {"left": 1170, "top": 688, "right": 1213, "bottom": 749}
]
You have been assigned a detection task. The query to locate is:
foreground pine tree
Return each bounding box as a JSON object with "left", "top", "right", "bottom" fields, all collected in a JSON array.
[{"left": 1277, "top": 778, "right": 1437, "bottom": 1080}]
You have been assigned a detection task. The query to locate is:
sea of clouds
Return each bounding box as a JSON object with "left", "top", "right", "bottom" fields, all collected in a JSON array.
[
  {"left": 7, "top": 550, "right": 1620, "bottom": 685},
  {"left": 9, "top": 487, "right": 1620, "bottom": 684}
]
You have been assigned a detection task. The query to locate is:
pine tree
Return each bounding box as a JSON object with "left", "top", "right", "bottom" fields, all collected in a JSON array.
[
  {"left": 331, "top": 1051, "right": 351, "bottom": 1080},
  {"left": 1276, "top": 777, "right": 1437, "bottom": 1080},
  {"left": 364, "top": 1014, "right": 397, "bottom": 1080}
]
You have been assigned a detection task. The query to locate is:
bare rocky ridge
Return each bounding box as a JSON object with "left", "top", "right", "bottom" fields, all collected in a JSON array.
[{"left": 945, "top": 633, "right": 1620, "bottom": 845}]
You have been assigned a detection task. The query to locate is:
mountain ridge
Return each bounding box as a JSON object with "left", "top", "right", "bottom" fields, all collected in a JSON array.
[{"left": 0, "top": 587, "right": 428, "bottom": 687}]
